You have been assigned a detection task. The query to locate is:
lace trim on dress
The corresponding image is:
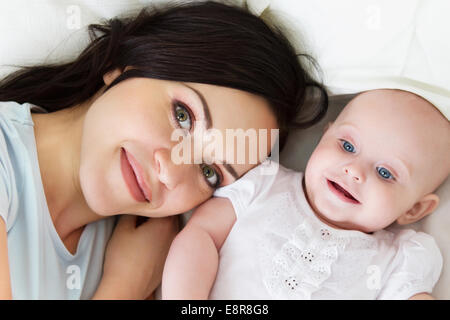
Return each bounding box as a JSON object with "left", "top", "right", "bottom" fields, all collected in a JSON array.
[{"left": 258, "top": 191, "right": 378, "bottom": 299}]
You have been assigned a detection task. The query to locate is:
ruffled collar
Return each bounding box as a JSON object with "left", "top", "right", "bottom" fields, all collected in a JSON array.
[{"left": 257, "top": 172, "right": 379, "bottom": 299}]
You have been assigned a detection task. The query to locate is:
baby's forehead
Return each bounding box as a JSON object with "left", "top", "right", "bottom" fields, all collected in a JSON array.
[
  {"left": 347, "top": 89, "right": 430, "bottom": 114},
  {"left": 334, "top": 89, "right": 449, "bottom": 172},
  {"left": 339, "top": 89, "right": 444, "bottom": 129}
]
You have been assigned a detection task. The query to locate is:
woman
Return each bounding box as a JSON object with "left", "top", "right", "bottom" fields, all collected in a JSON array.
[{"left": 0, "top": 1, "right": 327, "bottom": 299}]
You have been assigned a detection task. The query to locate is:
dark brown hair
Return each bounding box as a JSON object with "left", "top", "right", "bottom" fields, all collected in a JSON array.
[{"left": 0, "top": 0, "right": 327, "bottom": 150}]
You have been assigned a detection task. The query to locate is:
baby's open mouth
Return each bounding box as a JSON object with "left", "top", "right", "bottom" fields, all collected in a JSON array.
[{"left": 327, "top": 179, "right": 361, "bottom": 204}]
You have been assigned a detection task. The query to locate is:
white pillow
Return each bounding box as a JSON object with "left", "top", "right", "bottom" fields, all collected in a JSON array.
[
  {"left": 0, "top": 0, "right": 248, "bottom": 78},
  {"left": 262, "top": 0, "right": 450, "bottom": 120}
]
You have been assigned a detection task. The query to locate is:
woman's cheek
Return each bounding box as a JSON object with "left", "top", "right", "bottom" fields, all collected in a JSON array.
[{"left": 169, "top": 183, "right": 212, "bottom": 214}]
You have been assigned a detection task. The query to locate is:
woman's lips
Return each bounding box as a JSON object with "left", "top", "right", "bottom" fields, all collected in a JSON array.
[
  {"left": 327, "top": 179, "right": 360, "bottom": 204},
  {"left": 120, "top": 147, "right": 151, "bottom": 203}
]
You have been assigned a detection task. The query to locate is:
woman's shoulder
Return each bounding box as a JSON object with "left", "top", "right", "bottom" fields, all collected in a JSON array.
[
  {"left": 0, "top": 101, "right": 38, "bottom": 162},
  {"left": 0, "top": 101, "right": 39, "bottom": 126},
  {"left": 0, "top": 100, "right": 42, "bottom": 169},
  {"left": 0, "top": 101, "right": 43, "bottom": 230}
]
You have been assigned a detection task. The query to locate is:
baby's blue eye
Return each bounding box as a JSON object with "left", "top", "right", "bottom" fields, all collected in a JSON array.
[
  {"left": 377, "top": 167, "right": 393, "bottom": 180},
  {"left": 342, "top": 140, "right": 355, "bottom": 153}
]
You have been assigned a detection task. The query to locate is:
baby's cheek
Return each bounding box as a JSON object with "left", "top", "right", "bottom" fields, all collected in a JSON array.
[
  {"left": 365, "top": 185, "right": 401, "bottom": 229},
  {"left": 307, "top": 143, "right": 334, "bottom": 171},
  {"left": 305, "top": 152, "right": 324, "bottom": 190}
]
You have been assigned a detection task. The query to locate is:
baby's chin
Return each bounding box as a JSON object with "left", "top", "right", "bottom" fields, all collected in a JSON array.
[
  {"left": 305, "top": 177, "right": 379, "bottom": 233},
  {"left": 312, "top": 201, "right": 377, "bottom": 233}
]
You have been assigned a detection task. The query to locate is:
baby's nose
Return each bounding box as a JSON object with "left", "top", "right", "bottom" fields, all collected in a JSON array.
[{"left": 343, "top": 165, "right": 365, "bottom": 183}]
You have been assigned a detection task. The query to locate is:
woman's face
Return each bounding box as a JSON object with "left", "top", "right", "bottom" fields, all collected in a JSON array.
[{"left": 79, "top": 68, "right": 277, "bottom": 217}]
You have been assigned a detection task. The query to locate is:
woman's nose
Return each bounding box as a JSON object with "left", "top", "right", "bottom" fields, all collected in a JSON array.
[
  {"left": 154, "top": 148, "right": 187, "bottom": 190},
  {"left": 342, "top": 163, "right": 365, "bottom": 183}
]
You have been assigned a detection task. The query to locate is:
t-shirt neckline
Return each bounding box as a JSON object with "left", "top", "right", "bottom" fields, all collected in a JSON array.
[{"left": 25, "top": 102, "right": 94, "bottom": 261}]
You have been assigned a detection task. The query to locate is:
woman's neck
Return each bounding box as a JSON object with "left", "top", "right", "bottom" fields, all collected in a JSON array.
[{"left": 31, "top": 90, "right": 105, "bottom": 242}]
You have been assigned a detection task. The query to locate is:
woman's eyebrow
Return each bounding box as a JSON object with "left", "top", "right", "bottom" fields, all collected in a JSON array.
[
  {"left": 222, "top": 162, "right": 239, "bottom": 181},
  {"left": 181, "top": 83, "right": 212, "bottom": 129},
  {"left": 180, "top": 83, "right": 239, "bottom": 181}
]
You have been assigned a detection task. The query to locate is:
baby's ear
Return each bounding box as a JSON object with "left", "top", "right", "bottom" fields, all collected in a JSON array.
[{"left": 397, "top": 194, "right": 440, "bottom": 225}]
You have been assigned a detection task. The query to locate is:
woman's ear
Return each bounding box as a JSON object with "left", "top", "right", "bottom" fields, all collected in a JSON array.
[
  {"left": 103, "top": 68, "right": 122, "bottom": 86},
  {"left": 397, "top": 194, "right": 440, "bottom": 225},
  {"left": 103, "top": 66, "right": 133, "bottom": 86}
]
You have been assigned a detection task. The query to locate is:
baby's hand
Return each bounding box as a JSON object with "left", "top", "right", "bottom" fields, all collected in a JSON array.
[{"left": 96, "top": 215, "right": 178, "bottom": 299}]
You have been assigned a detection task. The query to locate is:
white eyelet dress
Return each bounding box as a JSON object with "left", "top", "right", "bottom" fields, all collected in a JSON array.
[{"left": 210, "top": 160, "right": 442, "bottom": 300}]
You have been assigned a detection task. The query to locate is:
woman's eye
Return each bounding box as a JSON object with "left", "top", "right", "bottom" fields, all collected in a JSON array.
[
  {"left": 341, "top": 140, "right": 355, "bottom": 153},
  {"left": 377, "top": 166, "right": 394, "bottom": 180},
  {"left": 173, "top": 102, "right": 192, "bottom": 130},
  {"left": 201, "top": 164, "right": 221, "bottom": 188}
]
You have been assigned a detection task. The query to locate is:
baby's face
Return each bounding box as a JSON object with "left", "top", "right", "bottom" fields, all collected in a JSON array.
[{"left": 304, "top": 89, "right": 449, "bottom": 233}]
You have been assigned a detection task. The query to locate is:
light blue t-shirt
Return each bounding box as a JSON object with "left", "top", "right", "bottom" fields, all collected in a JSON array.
[{"left": 0, "top": 101, "right": 116, "bottom": 299}]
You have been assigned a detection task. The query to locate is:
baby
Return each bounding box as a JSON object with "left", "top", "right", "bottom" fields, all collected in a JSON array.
[{"left": 162, "top": 89, "right": 450, "bottom": 300}]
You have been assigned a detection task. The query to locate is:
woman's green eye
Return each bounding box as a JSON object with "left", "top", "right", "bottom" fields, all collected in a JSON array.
[
  {"left": 176, "top": 109, "right": 187, "bottom": 121},
  {"left": 201, "top": 164, "right": 219, "bottom": 188},
  {"left": 174, "top": 103, "right": 192, "bottom": 130},
  {"left": 203, "top": 166, "right": 213, "bottom": 177}
]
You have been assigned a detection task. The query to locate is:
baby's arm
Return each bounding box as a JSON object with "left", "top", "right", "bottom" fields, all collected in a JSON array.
[
  {"left": 162, "top": 197, "right": 236, "bottom": 299},
  {"left": 409, "top": 293, "right": 435, "bottom": 300}
]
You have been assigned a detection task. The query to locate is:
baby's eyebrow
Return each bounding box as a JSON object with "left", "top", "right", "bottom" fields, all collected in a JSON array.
[
  {"left": 390, "top": 157, "right": 411, "bottom": 180},
  {"left": 335, "top": 122, "right": 361, "bottom": 145},
  {"left": 337, "top": 123, "right": 359, "bottom": 133}
]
